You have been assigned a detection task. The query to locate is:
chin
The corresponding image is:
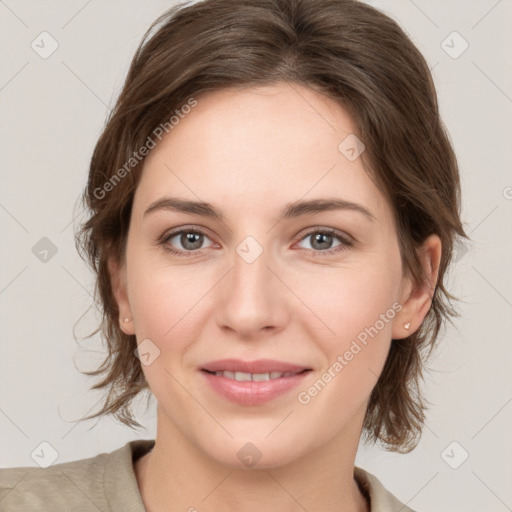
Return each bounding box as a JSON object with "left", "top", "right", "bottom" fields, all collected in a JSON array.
[{"left": 201, "top": 435, "right": 308, "bottom": 471}]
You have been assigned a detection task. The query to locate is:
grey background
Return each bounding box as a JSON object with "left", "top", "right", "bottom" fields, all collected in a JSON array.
[{"left": 1, "top": 1, "right": 511, "bottom": 510}]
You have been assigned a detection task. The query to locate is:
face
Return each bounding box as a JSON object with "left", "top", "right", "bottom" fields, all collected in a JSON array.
[{"left": 112, "top": 82, "right": 437, "bottom": 469}]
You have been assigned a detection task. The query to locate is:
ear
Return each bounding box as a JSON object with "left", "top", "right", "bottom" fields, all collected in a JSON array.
[
  {"left": 108, "top": 255, "right": 135, "bottom": 336},
  {"left": 392, "top": 234, "right": 442, "bottom": 340}
]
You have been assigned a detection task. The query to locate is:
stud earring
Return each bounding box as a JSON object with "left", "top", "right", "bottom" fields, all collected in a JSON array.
[
  {"left": 123, "top": 318, "right": 132, "bottom": 323},
  {"left": 404, "top": 322, "right": 411, "bottom": 330}
]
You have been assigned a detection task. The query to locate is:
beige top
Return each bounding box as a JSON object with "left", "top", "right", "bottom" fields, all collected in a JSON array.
[{"left": 0, "top": 439, "right": 416, "bottom": 511}]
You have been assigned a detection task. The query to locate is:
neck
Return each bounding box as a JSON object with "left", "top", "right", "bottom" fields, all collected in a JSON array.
[{"left": 135, "top": 408, "right": 369, "bottom": 512}]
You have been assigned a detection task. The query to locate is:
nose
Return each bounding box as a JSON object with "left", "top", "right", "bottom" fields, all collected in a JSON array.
[{"left": 214, "top": 242, "right": 289, "bottom": 340}]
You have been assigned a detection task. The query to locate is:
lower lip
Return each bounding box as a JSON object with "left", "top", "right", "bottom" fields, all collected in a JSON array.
[{"left": 201, "top": 370, "right": 311, "bottom": 406}]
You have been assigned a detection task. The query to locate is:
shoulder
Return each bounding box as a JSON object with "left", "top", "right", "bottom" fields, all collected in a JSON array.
[
  {"left": 0, "top": 448, "right": 110, "bottom": 511},
  {"left": 354, "top": 466, "right": 419, "bottom": 512},
  {"left": 0, "top": 439, "right": 154, "bottom": 512},
  {"left": 0, "top": 446, "right": 114, "bottom": 511}
]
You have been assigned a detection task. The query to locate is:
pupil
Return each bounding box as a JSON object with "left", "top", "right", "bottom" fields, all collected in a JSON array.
[
  {"left": 183, "top": 232, "right": 202, "bottom": 249},
  {"left": 313, "top": 233, "right": 332, "bottom": 250}
]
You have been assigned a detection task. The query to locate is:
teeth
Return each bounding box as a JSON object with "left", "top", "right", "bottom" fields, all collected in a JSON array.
[
  {"left": 213, "top": 370, "right": 298, "bottom": 381},
  {"left": 252, "top": 373, "right": 270, "bottom": 381}
]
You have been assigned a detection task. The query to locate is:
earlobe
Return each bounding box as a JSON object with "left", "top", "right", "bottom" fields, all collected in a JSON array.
[
  {"left": 108, "top": 256, "right": 135, "bottom": 335},
  {"left": 392, "top": 234, "right": 442, "bottom": 339}
]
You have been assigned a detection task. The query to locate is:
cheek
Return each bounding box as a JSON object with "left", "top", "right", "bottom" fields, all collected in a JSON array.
[
  {"left": 289, "top": 260, "right": 400, "bottom": 399},
  {"left": 292, "top": 281, "right": 398, "bottom": 431},
  {"left": 126, "top": 264, "right": 206, "bottom": 405},
  {"left": 290, "top": 259, "right": 401, "bottom": 340},
  {"left": 126, "top": 244, "right": 209, "bottom": 338}
]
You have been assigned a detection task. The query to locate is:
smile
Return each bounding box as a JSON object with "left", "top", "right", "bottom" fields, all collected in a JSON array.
[
  {"left": 206, "top": 370, "right": 303, "bottom": 381},
  {"left": 200, "top": 359, "right": 312, "bottom": 406}
]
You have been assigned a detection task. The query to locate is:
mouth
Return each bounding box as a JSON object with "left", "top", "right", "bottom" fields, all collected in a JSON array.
[
  {"left": 202, "top": 369, "right": 310, "bottom": 381},
  {"left": 200, "top": 359, "right": 312, "bottom": 405}
]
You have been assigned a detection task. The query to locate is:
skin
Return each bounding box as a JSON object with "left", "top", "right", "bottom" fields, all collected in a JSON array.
[{"left": 109, "top": 82, "right": 441, "bottom": 512}]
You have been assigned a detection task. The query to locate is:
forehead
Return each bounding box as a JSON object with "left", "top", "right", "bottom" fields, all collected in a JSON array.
[{"left": 135, "top": 83, "right": 390, "bottom": 223}]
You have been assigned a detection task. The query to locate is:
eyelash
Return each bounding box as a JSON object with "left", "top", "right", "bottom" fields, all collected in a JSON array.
[{"left": 160, "top": 226, "right": 353, "bottom": 258}]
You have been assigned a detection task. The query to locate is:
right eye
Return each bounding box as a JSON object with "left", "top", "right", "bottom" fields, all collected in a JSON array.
[{"left": 161, "top": 227, "right": 216, "bottom": 256}]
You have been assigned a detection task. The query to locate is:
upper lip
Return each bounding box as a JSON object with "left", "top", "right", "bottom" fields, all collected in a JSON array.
[{"left": 201, "top": 359, "right": 311, "bottom": 374}]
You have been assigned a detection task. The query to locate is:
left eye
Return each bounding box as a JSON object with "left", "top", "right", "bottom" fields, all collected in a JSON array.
[{"left": 295, "top": 229, "right": 351, "bottom": 254}]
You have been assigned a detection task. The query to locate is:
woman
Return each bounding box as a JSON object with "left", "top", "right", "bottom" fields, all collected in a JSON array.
[{"left": 0, "top": 0, "right": 467, "bottom": 510}]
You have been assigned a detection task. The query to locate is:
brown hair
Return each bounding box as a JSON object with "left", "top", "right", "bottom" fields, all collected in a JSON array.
[{"left": 75, "top": 0, "right": 468, "bottom": 453}]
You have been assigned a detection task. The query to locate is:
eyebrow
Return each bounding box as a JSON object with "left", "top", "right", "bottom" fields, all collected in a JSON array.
[{"left": 143, "top": 196, "right": 376, "bottom": 222}]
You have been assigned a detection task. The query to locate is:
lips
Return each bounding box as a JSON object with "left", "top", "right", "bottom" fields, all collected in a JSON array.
[{"left": 200, "top": 359, "right": 312, "bottom": 406}]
